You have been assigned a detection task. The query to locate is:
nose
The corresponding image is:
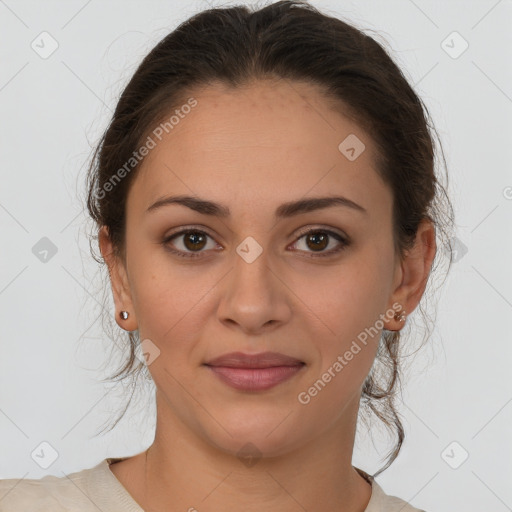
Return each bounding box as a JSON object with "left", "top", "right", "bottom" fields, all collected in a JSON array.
[{"left": 216, "top": 245, "right": 292, "bottom": 335}]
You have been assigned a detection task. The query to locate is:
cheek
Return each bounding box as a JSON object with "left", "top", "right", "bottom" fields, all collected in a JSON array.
[
  {"left": 304, "top": 247, "right": 393, "bottom": 332},
  {"left": 301, "top": 244, "right": 394, "bottom": 375},
  {"left": 298, "top": 269, "right": 385, "bottom": 412},
  {"left": 127, "top": 248, "right": 218, "bottom": 349}
]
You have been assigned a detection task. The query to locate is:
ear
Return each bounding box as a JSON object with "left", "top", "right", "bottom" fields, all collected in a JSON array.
[
  {"left": 384, "top": 218, "right": 437, "bottom": 331},
  {"left": 98, "top": 226, "right": 138, "bottom": 332}
]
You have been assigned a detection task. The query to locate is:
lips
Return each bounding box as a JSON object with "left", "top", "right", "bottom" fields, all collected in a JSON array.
[
  {"left": 204, "top": 351, "right": 304, "bottom": 368},
  {"left": 203, "top": 351, "right": 305, "bottom": 391}
]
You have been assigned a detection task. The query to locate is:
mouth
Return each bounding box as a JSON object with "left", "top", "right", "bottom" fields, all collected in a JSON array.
[
  {"left": 203, "top": 351, "right": 305, "bottom": 391},
  {"left": 204, "top": 351, "right": 305, "bottom": 368}
]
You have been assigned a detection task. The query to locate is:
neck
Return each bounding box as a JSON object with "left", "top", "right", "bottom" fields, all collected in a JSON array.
[{"left": 131, "top": 389, "right": 372, "bottom": 512}]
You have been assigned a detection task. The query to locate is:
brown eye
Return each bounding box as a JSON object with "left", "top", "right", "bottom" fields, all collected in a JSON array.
[
  {"left": 163, "top": 229, "right": 217, "bottom": 258},
  {"left": 163, "top": 227, "right": 349, "bottom": 259},
  {"left": 182, "top": 231, "right": 208, "bottom": 251},
  {"left": 291, "top": 228, "right": 349, "bottom": 258},
  {"left": 305, "top": 231, "right": 329, "bottom": 252}
]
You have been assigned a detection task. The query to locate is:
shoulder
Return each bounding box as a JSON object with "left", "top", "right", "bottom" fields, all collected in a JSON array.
[
  {"left": 371, "top": 482, "right": 428, "bottom": 512},
  {"left": 0, "top": 461, "right": 108, "bottom": 512},
  {"left": 356, "top": 468, "right": 428, "bottom": 512}
]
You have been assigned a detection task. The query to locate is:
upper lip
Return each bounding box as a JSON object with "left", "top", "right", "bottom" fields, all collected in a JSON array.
[{"left": 204, "top": 351, "right": 304, "bottom": 368}]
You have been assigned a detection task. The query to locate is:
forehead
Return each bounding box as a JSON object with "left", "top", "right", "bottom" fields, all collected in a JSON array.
[{"left": 127, "top": 79, "right": 391, "bottom": 219}]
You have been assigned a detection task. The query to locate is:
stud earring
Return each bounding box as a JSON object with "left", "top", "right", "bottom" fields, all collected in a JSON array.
[
  {"left": 394, "top": 310, "right": 406, "bottom": 322},
  {"left": 119, "top": 311, "right": 129, "bottom": 320}
]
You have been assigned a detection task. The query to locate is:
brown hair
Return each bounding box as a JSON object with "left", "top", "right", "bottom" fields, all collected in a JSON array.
[{"left": 84, "top": 0, "right": 455, "bottom": 476}]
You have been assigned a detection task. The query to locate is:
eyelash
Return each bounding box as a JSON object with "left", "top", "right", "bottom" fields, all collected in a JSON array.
[{"left": 162, "top": 226, "right": 350, "bottom": 259}]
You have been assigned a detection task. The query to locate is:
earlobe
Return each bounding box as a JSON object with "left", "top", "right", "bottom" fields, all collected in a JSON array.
[
  {"left": 384, "top": 219, "right": 437, "bottom": 331},
  {"left": 98, "top": 226, "right": 138, "bottom": 332}
]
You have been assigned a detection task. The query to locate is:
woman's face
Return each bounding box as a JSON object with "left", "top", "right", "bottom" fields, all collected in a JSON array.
[{"left": 103, "top": 79, "right": 410, "bottom": 458}]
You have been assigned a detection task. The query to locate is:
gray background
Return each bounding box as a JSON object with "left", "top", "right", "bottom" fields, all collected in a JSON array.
[{"left": 0, "top": 1, "right": 511, "bottom": 511}]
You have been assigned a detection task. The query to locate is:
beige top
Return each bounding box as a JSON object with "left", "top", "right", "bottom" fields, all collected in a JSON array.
[{"left": 0, "top": 457, "right": 426, "bottom": 511}]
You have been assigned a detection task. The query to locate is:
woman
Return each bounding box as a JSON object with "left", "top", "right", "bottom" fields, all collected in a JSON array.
[{"left": 0, "top": 1, "right": 453, "bottom": 510}]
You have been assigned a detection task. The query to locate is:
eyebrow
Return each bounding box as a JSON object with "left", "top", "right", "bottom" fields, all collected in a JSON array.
[{"left": 146, "top": 194, "right": 367, "bottom": 218}]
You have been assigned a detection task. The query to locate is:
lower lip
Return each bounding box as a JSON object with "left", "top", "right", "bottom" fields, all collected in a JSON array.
[{"left": 205, "top": 364, "right": 304, "bottom": 391}]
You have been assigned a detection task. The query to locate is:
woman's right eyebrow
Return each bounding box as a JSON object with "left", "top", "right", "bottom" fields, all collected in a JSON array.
[{"left": 145, "top": 194, "right": 368, "bottom": 218}]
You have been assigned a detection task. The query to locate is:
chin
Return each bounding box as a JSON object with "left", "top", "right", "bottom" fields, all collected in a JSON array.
[{"left": 197, "top": 406, "right": 306, "bottom": 460}]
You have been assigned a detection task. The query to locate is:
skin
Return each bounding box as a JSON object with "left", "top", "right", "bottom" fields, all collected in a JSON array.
[{"left": 99, "top": 78, "right": 436, "bottom": 512}]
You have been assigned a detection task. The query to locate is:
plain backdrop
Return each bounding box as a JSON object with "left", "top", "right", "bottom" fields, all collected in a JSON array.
[{"left": 0, "top": 1, "right": 511, "bottom": 511}]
